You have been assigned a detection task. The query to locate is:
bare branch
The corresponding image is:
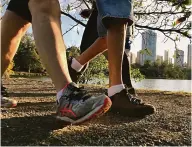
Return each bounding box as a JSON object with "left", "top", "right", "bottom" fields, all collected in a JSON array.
[
  {"left": 61, "top": 11, "right": 86, "bottom": 27},
  {"left": 63, "top": 23, "right": 79, "bottom": 35},
  {"left": 82, "top": 0, "right": 91, "bottom": 9},
  {"left": 135, "top": 24, "right": 191, "bottom": 38}
]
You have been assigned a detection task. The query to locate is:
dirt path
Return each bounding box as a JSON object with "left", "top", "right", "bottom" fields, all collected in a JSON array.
[{"left": 1, "top": 78, "right": 191, "bottom": 146}]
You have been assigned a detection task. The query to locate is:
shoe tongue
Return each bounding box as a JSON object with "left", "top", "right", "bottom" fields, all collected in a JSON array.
[{"left": 62, "top": 82, "right": 78, "bottom": 96}]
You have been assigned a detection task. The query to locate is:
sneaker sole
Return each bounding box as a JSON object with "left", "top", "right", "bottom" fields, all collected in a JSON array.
[{"left": 56, "top": 97, "right": 112, "bottom": 125}]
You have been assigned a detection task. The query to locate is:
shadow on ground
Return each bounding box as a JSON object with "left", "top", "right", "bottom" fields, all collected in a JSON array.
[
  {"left": 8, "top": 92, "right": 55, "bottom": 97},
  {"left": 1, "top": 112, "right": 142, "bottom": 146}
]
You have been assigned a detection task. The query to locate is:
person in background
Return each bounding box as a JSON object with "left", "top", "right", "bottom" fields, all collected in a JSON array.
[{"left": 68, "top": 1, "right": 155, "bottom": 117}]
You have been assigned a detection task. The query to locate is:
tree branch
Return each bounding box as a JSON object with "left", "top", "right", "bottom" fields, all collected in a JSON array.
[
  {"left": 134, "top": 11, "right": 189, "bottom": 15},
  {"left": 135, "top": 24, "right": 191, "bottom": 38},
  {"left": 61, "top": 11, "right": 86, "bottom": 27},
  {"left": 62, "top": 23, "right": 79, "bottom": 35},
  {"left": 82, "top": 0, "right": 91, "bottom": 9}
]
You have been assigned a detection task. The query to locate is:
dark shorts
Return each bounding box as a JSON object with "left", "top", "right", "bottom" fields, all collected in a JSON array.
[{"left": 7, "top": 0, "right": 31, "bottom": 22}]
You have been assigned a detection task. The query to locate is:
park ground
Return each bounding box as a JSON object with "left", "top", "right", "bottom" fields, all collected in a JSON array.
[{"left": 1, "top": 78, "right": 191, "bottom": 146}]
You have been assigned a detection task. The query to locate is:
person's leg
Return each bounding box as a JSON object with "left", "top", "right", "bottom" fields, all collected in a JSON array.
[
  {"left": 123, "top": 35, "right": 137, "bottom": 95},
  {"left": 69, "top": 8, "right": 107, "bottom": 82},
  {"left": 69, "top": 38, "right": 107, "bottom": 82},
  {"left": 1, "top": 10, "right": 31, "bottom": 108},
  {"left": 75, "top": 37, "right": 107, "bottom": 66},
  {"left": 96, "top": 0, "right": 155, "bottom": 116},
  {"left": 80, "top": 9, "right": 99, "bottom": 53},
  {"left": 122, "top": 52, "right": 137, "bottom": 95},
  {"left": 28, "top": 0, "right": 72, "bottom": 91},
  {"left": 76, "top": 7, "right": 108, "bottom": 65},
  {"left": 27, "top": 0, "right": 111, "bottom": 124},
  {"left": 107, "top": 20, "right": 127, "bottom": 87},
  {"left": 1, "top": 11, "right": 31, "bottom": 77}
]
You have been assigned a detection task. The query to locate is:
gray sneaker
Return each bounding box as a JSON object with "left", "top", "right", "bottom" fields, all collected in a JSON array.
[{"left": 56, "top": 83, "right": 112, "bottom": 124}]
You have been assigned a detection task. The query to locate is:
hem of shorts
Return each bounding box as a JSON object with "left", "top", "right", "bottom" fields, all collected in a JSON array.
[
  {"left": 7, "top": 9, "right": 31, "bottom": 22},
  {"left": 98, "top": 34, "right": 107, "bottom": 37},
  {"left": 102, "top": 15, "right": 134, "bottom": 26}
]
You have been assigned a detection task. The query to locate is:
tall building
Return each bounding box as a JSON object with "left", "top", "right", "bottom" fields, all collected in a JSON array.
[
  {"left": 129, "top": 52, "right": 136, "bottom": 64},
  {"left": 169, "top": 58, "right": 173, "bottom": 64},
  {"left": 156, "top": 55, "right": 163, "bottom": 64},
  {"left": 187, "top": 44, "right": 191, "bottom": 68},
  {"left": 141, "top": 30, "right": 157, "bottom": 63},
  {"left": 136, "top": 51, "right": 140, "bottom": 64},
  {"left": 136, "top": 51, "right": 144, "bottom": 65},
  {"left": 174, "top": 50, "right": 184, "bottom": 67},
  {"left": 164, "top": 50, "right": 169, "bottom": 63}
]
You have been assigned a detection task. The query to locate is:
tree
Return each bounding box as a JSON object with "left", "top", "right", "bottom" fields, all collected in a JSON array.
[
  {"left": 143, "top": 60, "right": 152, "bottom": 68},
  {"left": 130, "top": 68, "right": 145, "bottom": 82},
  {"left": 13, "top": 34, "right": 45, "bottom": 73},
  {"left": 66, "top": 46, "right": 81, "bottom": 58},
  {"left": 78, "top": 54, "right": 108, "bottom": 84}
]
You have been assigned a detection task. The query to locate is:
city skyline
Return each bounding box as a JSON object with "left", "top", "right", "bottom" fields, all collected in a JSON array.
[{"left": 127, "top": 30, "right": 191, "bottom": 67}]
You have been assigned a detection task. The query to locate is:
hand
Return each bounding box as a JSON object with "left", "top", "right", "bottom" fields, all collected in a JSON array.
[{"left": 79, "top": 9, "right": 92, "bottom": 18}]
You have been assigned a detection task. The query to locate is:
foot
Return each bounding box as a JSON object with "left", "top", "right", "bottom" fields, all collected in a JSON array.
[
  {"left": 56, "top": 82, "right": 112, "bottom": 124},
  {"left": 110, "top": 89, "right": 155, "bottom": 117},
  {"left": 1, "top": 95, "right": 17, "bottom": 108},
  {"left": 68, "top": 58, "right": 88, "bottom": 83}
]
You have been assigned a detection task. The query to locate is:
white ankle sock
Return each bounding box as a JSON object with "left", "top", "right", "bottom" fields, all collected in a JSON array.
[
  {"left": 108, "top": 84, "right": 125, "bottom": 97},
  {"left": 71, "top": 58, "right": 84, "bottom": 72},
  {"left": 56, "top": 84, "right": 69, "bottom": 102}
]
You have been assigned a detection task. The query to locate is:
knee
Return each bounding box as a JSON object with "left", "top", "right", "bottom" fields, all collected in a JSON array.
[{"left": 28, "top": 0, "right": 60, "bottom": 19}]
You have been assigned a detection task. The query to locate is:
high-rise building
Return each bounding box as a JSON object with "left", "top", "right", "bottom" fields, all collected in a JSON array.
[
  {"left": 187, "top": 44, "right": 191, "bottom": 68},
  {"left": 164, "top": 50, "right": 169, "bottom": 63},
  {"left": 129, "top": 52, "right": 136, "bottom": 64},
  {"left": 174, "top": 50, "right": 184, "bottom": 67},
  {"left": 169, "top": 58, "right": 173, "bottom": 64},
  {"left": 136, "top": 51, "right": 140, "bottom": 64},
  {"left": 136, "top": 51, "right": 145, "bottom": 65},
  {"left": 141, "top": 30, "right": 157, "bottom": 63},
  {"left": 156, "top": 55, "right": 163, "bottom": 64}
]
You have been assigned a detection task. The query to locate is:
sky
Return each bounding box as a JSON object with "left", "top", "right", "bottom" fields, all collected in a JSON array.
[{"left": 13, "top": 0, "right": 191, "bottom": 63}]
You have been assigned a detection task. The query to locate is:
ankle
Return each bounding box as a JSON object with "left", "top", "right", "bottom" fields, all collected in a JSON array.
[
  {"left": 71, "top": 58, "right": 84, "bottom": 72},
  {"left": 108, "top": 84, "right": 125, "bottom": 97},
  {"left": 56, "top": 83, "right": 71, "bottom": 102}
]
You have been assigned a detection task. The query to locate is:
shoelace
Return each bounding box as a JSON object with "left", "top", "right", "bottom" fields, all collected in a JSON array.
[
  {"left": 125, "top": 89, "right": 143, "bottom": 105},
  {"left": 60, "top": 85, "right": 90, "bottom": 103},
  {"left": 70, "top": 86, "right": 91, "bottom": 102}
]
